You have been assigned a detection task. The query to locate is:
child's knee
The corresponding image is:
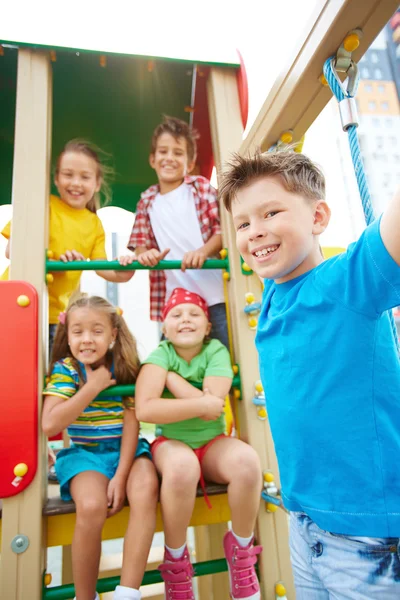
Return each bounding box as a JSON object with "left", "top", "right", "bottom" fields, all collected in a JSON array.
[
  {"left": 75, "top": 496, "right": 108, "bottom": 526},
  {"left": 128, "top": 460, "right": 159, "bottom": 506},
  {"left": 235, "top": 447, "right": 262, "bottom": 488},
  {"left": 162, "top": 455, "right": 200, "bottom": 490}
]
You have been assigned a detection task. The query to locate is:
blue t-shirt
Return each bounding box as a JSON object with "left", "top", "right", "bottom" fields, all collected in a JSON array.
[{"left": 255, "top": 218, "right": 400, "bottom": 536}]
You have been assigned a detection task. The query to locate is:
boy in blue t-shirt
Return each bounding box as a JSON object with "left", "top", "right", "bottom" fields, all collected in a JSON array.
[{"left": 220, "top": 151, "right": 400, "bottom": 599}]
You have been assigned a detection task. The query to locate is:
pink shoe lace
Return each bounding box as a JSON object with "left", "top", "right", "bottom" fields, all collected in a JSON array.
[
  {"left": 224, "top": 531, "right": 262, "bottom": 599},
  {"left": 158, "top": 547, "right": 195, "bottom": 600}
]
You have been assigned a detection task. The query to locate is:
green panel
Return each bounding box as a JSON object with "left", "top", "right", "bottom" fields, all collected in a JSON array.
[
  {"left": 51, "top": 51, "right": 193, "bottom": 212},
  {"left": 0, "top": 48, "right": 194, "bottom": 212},
  {"left": 0, "top": 49, "right": 17, "bottom": 206}
]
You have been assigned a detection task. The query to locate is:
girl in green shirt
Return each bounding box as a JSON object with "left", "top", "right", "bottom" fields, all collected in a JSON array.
[{"left": 135, "top": 287, "right": 263, "bottom": 600}]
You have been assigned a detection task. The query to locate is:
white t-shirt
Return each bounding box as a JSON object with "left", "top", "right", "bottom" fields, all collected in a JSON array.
[{"left": 148, "top": 183, "right": 224, "bottom": 307}]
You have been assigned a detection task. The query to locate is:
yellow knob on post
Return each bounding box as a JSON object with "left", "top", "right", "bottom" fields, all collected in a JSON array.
[
  {"left": 255, "top": 381, "right": 263, "bottom": 393},
  {"left": 46, "top": 273, "right": 54, "bottom": 284},
  {"left": 344, "top": 32, "right": 360, "bottom": 53},
  {"left": 44, "top": 573, "right": 52, "bottom": 586},
  {"left": 233, "top": 389, "right": 241, "bottom": 399},
  {"left": 14, "top": 463, "right": 28, "bottom": 477},
  {"left": 319, "top": 74, "right": 328, "bottom": 86},
  {"left": 17, "top": 295, "right": 30, "bottom": 307},
  {"left": 219, "top": 248, "right": 228, "bottom": 259},
  {"left": 242, "top": 262, "right": 252, "bottom": 272},
  {"left": 245, "top": 292, "right": 255, "bottom": 304},
  {"left": 223, "top": 272, "right": 230, "bottom": 281},
  {"left": 47, "top": 249, "right": 54, "bottom": 258},
  {"left": 280, "top": 131, "right": 293, "bottom": 144},
  {"left": 248, "top": 317, "right": 257, "bottom": 329},
  {"left": 275, "top": 582, "right": 287, "bottom": 597},
  {"left": 258, "top": 408, "right": 267, "bottom": 419},
  {"left": 267, "top": 503, "right": 278, "bottom": 513},
  {"left": 232, "top": 365, "right": 239, "bottom": 374},
  {"left": 264, "top": 471, "right": 274, "bottom": 483}
]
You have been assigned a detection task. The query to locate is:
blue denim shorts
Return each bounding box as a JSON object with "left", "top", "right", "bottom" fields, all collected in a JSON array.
[
  {"left": 55, "top": 438, "right": 151, "bottom": 501},
  {"left": 290, "top": 511, "right": 400, "bottom": 599}
]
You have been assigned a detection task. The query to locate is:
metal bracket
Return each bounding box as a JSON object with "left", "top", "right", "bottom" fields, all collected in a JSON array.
[
  {"left": 335, "top": 28, "right": 363, "bottom": 73},
  {"left": 11, "top": 534, "right": 29, "bottom": 554}
]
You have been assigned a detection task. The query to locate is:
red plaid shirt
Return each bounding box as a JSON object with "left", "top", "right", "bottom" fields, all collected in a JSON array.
[{"left": 128, "top": 176, "right": 221, "bottom": 321}]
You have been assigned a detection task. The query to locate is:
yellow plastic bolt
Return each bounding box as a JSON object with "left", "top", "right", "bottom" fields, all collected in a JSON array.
[
  {"left": 344, "top": 32, "right": 360, "bottom": 53},
  {"left": 267, "top": 502, "right": 278, "bottom": 513},
  {"left": 14, "top": 463, "right": 28, "bottom": 477},
  {"left": 275, "top": 582, "right": 287, "bottom": 597},
  {"left": 258, "top": 408, "right": 267, "bottom": 419},
  {"left": 245, "top": 292, "right": 255, "bottom": 304},
  {"left": 264, "top": 471, "right": 275, "bottom": 483},
  {"left": 242, "top": 262, "right": 252, "bottom": 272},
  {"left": 223, "top": 272, "right": 230, "bottom": 281},
  {"left": 17, "top": 295, "right": 30, "bottom": 307},
  {"left": 232, "top": 364, "right": 239, "bottom": 374},
  {"left": 46, "top": 273, "right": 54, "bottom": 284},
  {"left": 47, "top": 250, "right": 54, "bottom": 259},
  {"left": 248, "top": 316, "right": 257, "bottom": 329},
  {"left": 233, "top": 388, "right": 241, "bottom": 399},
  {"left": 100, "top": 55, "right": 107, "bottom": 68},
  {"left": 319, "top": 74, "right": 328, "bottom": 86},
  {"left": 219, "top": 248, "right": 228, "bottom": 259},
  {"left": 255, "top": 380, "right": 263, "bottom": 393},
  {"left": 44, "top": 573, "right": 52, "bottom": 586},
  {"left": 280, "top": 131, "right": 293, "bottom": 144},
  {"left": 49, "top": 50, "right": 56, "bottom": 62}
]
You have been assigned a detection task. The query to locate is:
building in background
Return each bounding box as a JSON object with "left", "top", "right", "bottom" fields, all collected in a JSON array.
[{"left": 356, "top": 25, "right": 400, "bottom": 216}]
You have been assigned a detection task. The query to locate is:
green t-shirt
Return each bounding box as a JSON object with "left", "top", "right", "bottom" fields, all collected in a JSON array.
[{"left": 143, "top": 339, "right": 233, "bottom": 448}]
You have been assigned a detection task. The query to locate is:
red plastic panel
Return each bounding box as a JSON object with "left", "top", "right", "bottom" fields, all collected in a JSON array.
[{"left": 0, "top": 281, "right": 38, "bottom": 497}]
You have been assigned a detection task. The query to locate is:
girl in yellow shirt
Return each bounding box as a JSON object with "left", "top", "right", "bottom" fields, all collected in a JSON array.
[{"left": 1, "top": 139, "right": 131, "bottom": 348}]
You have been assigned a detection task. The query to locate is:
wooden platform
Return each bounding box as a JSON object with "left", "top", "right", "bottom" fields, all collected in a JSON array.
[{"left": 0, "top": 483, "right": 230, "bottom": 548}]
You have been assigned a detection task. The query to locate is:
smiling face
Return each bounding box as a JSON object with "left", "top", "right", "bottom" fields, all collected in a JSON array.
[
  {"left": 67, "top": 307, "right": 117, "bottom": 366},
  {"left": 55, "top": 151, "right": 101, "bottom": 210},
  {"left": 232, "top": 176, "right": 330, "bottom": 282},
  {"left": 149, "top": 133, "right": 195, "bottom": 193},
  {"left": 163, "top": 302, "right": 211, "bottom": 352}
]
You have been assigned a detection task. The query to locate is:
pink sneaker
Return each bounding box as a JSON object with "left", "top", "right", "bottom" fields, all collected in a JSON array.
[
  {"left": 158, "top": 546, "right": 195, "bottom": 600},
  {"left": 223, "top": 531, "right": 262, "bottom": 599}
]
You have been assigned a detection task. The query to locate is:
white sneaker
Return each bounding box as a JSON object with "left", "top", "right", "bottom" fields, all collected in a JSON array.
[{"left": 73, "top": 594, "right": 99, "bottom": 600}]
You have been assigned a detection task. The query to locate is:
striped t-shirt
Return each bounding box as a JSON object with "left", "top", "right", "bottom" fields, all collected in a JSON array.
[{"left": 44, "top": 357, "right": 133, "bottom": 446}]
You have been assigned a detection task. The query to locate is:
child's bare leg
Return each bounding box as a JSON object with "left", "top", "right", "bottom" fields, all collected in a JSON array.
[
  {"left": 154, "top": 440, "right": 200, "bottom": 548},
  {"left": 120, "top": 457, "right": 159, "bottom": 589},
  {"left": 201, "top": 437, "right": 262, "bottom": 536},
  {"left": 70, "top": 471, "right": 109, "bottom": 600}
]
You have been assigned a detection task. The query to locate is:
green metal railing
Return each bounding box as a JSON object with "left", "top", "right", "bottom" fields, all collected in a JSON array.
[
  {"left": 99, "top": 373, "right": 241, "bottom": 398},
  {"left": 43, "top": 559, "right": 228, "bottom": 599},
  {"left": 46, "top": 258, "right": 229, "bottom": 272}
]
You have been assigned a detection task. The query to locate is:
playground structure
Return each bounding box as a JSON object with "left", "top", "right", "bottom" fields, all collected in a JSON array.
[{"left": 1, "top": 1, "right": 399, "bottom": 598}]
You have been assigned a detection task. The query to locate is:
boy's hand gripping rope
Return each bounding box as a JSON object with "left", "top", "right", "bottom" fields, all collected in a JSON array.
[{"left": 323, "top": 56, "right": 399, "bottom": 353}]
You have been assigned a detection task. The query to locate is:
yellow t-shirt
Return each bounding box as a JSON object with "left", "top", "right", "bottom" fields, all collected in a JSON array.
[{"left": 1, "top": 195, "right": 106, "bottom": 324}]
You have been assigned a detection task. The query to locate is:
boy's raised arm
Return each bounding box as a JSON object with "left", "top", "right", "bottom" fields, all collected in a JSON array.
[{"left": 380, "top": 187, "right": 400, "bottom": 266}]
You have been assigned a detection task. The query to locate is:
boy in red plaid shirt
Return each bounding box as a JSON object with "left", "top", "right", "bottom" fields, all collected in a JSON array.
[{"left": 120, "top": 116, "right": 228, "bottom": 347}]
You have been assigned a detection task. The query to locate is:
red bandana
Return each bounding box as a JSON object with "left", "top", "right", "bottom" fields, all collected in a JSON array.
[{"left": 162, "top": 288, "right": 209, "bottom": 321}]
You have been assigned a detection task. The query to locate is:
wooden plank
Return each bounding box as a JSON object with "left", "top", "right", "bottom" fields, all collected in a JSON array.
[
  {"left": 0, "top": 48, "right": 51, "bottom": 600},
  {"left": 208, "top": 66, "right": 294, "bottom": 599}
]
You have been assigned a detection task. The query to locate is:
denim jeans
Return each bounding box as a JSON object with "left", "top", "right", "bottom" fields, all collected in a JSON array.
[
  {"left": 208, "top": 302, "right": 229, "bottom": 349},
  {"left": 290, "top": 512, "right": 400, "bottom": 599}
]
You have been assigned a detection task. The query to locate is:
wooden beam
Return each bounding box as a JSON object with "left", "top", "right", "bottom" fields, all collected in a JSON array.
[
  {"left": 208, "top": 67, "right": 294, "bottom": 600},
  {"left": 0, "top": 48, "right": 52, "bottom": 600},
  {"left": 241, "top": 0, "right": 399, "bottom": 154}
]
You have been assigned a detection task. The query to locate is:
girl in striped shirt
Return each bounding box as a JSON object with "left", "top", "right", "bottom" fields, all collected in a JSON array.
[{"left": 43, "top": 294, "right": 157, "bottom": 600}]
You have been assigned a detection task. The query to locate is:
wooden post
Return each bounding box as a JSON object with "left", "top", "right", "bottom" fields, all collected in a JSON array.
[
  {"left": 0, "top": 48, "right": 52, "bottom": 600},
  {"left": 207, "top": 67, "right": 294, "bottom": 599}
]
